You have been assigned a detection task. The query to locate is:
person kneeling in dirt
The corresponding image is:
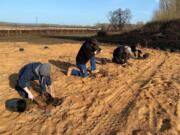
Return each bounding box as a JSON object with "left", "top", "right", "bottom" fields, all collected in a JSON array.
[
  {"left": 130, "top": 45, "right": 143, "bottom": 58},
  {"left": 67, "top": 38, "right": 102, "bottom": 77},
  {"left": 15, "top": 62, "right": 55, "bottom": 100},
  {"left": 130, "top": 44, "right": 150, "bottom": 59},
  {"left": 112, "top": 46, "right": 133, "bottom": 67}
]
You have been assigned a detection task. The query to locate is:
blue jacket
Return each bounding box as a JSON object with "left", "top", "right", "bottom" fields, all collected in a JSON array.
[{"left": 18, "top": 62, "right": 51, "bottom": 94}]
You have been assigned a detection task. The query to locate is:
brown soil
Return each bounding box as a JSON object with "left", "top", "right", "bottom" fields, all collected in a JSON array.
[{"left": 0, "top": 42, "right": 180, "bottom": 135}]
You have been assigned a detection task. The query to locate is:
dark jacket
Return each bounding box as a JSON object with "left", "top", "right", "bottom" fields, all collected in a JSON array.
[
  {"left": 76, "top": 40, "right": 101, "bottom": 64},
  {"left": 18, "top": 62, "right": 51, "bottom": 93},
  {"left": 130, "top": 45, "right": 142, "bottom": 57},
  {"left": 113, "top": 46, "right": 130, "bottom": 64}
]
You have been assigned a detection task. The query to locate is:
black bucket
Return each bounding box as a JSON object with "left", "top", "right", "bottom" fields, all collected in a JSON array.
[
  {"left": 143, "top": 53, "right": 150, "bottom": 59},
  {"left": 5, "top": 98, "right": 27, "bottom": 113},
  {"left": 101, "top": 58, "right": 107, "bottom": 65}
]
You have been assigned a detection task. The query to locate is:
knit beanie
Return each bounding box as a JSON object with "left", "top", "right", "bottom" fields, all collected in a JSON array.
[{"left": 39, "top": 63, "right": 51, "bottom": 76}]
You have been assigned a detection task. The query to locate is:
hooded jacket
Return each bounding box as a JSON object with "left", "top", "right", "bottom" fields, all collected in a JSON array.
[{"left": 18, "top": 62, "right": 51, "bottom": 93}]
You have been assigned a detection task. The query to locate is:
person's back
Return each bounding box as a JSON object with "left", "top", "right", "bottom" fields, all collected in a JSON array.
[
  {"left": 16, "top": 62, "right": 53, "bottom": 100},
  {"left": 76, "top": 40, "right": 94, "bottom": 65},
  {"left": 68, "top": 38, "right": 102, "bottom": 77},
  {"left": 18, "top": 62, "right": 41, "bottom": 82},
  {"left": 112, "top": 46, "right": 132, "bottom": 65},
  {"left": 113, "top": 46, "right": 125, "bottom": 58}
]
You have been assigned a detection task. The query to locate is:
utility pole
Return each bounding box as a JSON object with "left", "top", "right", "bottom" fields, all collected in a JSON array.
[{"left": 36, "top": 16, "right": 38, "bottom": 24}]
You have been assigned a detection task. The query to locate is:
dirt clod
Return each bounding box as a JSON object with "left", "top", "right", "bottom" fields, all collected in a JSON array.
[
  {"left": 19, "top": 48, "right": 24, "bottom": 52},
  {"left": 160, "top": 119, "right": 171, "bottom": 132}
]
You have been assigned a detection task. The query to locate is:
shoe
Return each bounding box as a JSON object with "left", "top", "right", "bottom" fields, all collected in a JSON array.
[
  {"left": 91, "top": 69, "right": 99, "bottom": 74},
  {"left": 67, "top": 67, "right": 73, "bottom": 76}
]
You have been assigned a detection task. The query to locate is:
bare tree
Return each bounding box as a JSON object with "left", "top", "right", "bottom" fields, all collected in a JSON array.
[{"left": 108, "top": 8, "right": 131, "bottom": 30}]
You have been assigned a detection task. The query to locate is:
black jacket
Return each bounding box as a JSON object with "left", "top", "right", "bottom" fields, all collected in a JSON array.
[
  {"left": 113, "top": 46, "right": 130, "bottom": 64},
  {"left": 76, "top": 40, "right": 101, "bottom": 64},
  {"left": 130, "top": 45, "right": 142, "bottom": 57}
]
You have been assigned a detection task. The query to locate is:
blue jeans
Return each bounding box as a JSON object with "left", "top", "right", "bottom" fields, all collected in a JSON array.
[{"left": 71, "top": 56, "right": 96, "bottom": 77}]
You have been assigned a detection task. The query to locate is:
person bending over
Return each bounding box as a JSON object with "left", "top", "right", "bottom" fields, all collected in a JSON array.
[
  {"left": 112, "top": 46, "right": 133, "bottom": 67},
  {"left": 67, "top": 38, "right": 102, "bottom": 77},
  {"left": 130, "top": 45, "right": 143, "bottom": 58},
  {"left": 15, "top": 62, "right": 55, "bottom": 100}
]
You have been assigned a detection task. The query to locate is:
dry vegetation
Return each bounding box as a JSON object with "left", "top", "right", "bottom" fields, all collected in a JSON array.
[
  {"left": 95, "top": 18, "right": 180, "bottom": 52},
  {"left": 153, "top": 0, "right": 180, "bottom": 21}
]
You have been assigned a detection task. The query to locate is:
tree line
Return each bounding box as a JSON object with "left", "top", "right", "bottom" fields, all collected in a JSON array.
[
  {"left": 153, "top": 0, "right": 180, "bottom": 21},
  {"left": 96, "top": 0, "right": 180, "bottom": 31}
]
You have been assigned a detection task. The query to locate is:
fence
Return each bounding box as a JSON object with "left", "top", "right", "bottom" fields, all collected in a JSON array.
[{"left": 0, "top": 29, "right": 98, "bottom": 37}]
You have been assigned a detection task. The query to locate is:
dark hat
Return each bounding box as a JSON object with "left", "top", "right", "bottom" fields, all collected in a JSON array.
[{"left": 39, "top": 63, "right": 51, "bottom": 76}]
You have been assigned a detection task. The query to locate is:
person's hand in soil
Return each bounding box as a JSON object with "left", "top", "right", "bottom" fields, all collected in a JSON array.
[
  {"left": 24, "top": 87, "right": 34, "bottom": 100},
  {"left": 127, "top": 62, "right": 133, "bottom": 67},
  {"left": 50, "top": 93, "right": 56, "bottom": 98},
  {"left": 28, "top": 92, "right": 34, "bottom": 100},
  {"left": 122, "top": 63, "right": 127, "bottom": 67},
  {"left": 47, "top": 85, "right": 57, "bottom": 98},
  {"left": 41, "top": 93, "right": 46, "bottom": 101}
]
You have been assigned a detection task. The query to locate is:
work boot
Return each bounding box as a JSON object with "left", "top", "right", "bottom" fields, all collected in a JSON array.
[{"left": 91, "top": 69, "right": 99, "bottom": 74}]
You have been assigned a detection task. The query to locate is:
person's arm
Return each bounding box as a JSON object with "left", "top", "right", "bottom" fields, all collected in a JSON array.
[
  {"left": 47, "top": 85, "right": 55, "bottom": 97},
  {"left": 137, "top": 49, "right": 142, "bottom": 57},
  {"left": 133, "top": 51, "right": 137, "bottom": 58},
  {"left": 94, "top": 45, "right": 102, "bottom": 54},
  {"left": 18, "top": 69, "right": 34, "bottom": 100},
  {"left": 24, "top": 87, "right": 34, "bottom": 100},
  {"left": 122, "top": 52, "right": 128, "bottom": 66},
  {"left": 45, "top": 76, "right": 55, "bottom": 97}
]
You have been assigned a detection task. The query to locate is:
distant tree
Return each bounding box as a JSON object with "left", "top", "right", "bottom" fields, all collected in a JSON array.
[
  {"left": 108, "top": 8, "right": 131, "bottom": 30},
  {"left": 136, "top": 21, "right": 144, "bottom": 28},
  {"left": 137, "top": 21, "right": 144, "bottom": 25}
]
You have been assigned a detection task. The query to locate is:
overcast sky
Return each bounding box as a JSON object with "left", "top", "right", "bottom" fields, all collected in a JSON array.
[{"left": 0, "top": 0, "right": 159, "bottom": 25}]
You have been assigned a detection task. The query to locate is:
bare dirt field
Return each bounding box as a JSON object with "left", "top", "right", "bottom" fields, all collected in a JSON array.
[{"left": 0, "top": 42, "right": 180, "bottom": 135}]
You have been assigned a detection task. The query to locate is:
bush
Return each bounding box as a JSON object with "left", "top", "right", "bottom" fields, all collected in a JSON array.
[{"left": 97, "top": 30, "right": 108, "bottom": 37}]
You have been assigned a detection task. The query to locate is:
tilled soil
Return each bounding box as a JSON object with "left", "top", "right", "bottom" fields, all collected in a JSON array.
[{"left": 0, "top": 42, "right": 180, "bottom": 135}]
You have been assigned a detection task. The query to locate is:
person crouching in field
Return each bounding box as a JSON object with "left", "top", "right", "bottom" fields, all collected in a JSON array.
[
  {"left": 15, "top": 62, "right": 55, "bottom": 100},
  {"left": 67, "top": 38, "right": 102, "bottom": 77},
  {"left": 130, "top": 44, "right": 143, "bottom": 58},
  {"left": 112, "top": 46, "right": 133, "bottom": 67}
]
